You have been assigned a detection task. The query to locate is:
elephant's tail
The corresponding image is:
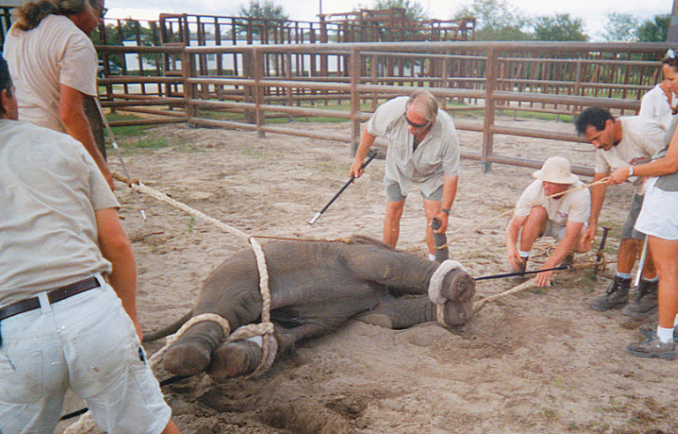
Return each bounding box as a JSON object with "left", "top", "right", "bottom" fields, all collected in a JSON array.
[{"left": 143, "top": 310, "right": 193, "bottom": 342}]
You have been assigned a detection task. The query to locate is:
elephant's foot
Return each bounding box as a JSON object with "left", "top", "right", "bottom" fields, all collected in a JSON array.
[
  {"left": 441, "top": 268, "right": 476, "bottom": 302},
  {"left": 443, "top": 299, "right": 474, "bottom": 326},
  {"left": 207, "top": 336, "right": 280, "bottom": 380},
  {"left": 164, "top": 341, "right": 212, "bottom": 376}
]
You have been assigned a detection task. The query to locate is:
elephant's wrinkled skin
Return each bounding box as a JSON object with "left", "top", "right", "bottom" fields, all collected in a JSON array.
[{"left": 156, "top": 236, "right": 475, "bottom": 380}]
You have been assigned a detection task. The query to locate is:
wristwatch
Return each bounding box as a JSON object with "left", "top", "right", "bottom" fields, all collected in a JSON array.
[
  {"left": 628, "top": 166, "right": 634, "bottom": 177},
  {"left": 441, "top": 208, "right": 450, "bottom": 215}
]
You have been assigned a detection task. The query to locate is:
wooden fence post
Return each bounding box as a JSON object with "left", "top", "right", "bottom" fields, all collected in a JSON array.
[{"left": 482, "top": 47, "right": 498, "bottom": 173}]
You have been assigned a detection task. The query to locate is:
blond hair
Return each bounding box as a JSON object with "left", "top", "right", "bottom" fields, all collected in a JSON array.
[
  {"left": 13, "top": 0, "right": 97, "bottom": 31},
  {"left": 406, "top": 90, "right": 439, "bottom": 122}
]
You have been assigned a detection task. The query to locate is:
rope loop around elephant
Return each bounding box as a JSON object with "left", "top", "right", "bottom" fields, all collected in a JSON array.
[
  {"left": 61, "top": 176, "right": 281, "bottom": 434},
  {"left": 111, "top": 174, "right": 275, "bottom": 364}
]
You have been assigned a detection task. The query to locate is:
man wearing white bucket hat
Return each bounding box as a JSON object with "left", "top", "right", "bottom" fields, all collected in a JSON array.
[{"left": 506, "top": 156, "right": 592, "bottom": 287}]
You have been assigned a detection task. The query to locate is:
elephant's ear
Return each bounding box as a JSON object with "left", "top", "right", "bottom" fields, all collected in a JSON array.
[{"left": 347, "top": 235, "right": 394, "bottom": 250}]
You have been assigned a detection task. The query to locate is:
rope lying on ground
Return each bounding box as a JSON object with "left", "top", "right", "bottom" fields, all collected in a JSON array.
[
  {"left": 437, "top": 177, "right": 610, "bottom": 250},
  {"left": 471, "top": 259, "right": 615, "bottom": 314}
]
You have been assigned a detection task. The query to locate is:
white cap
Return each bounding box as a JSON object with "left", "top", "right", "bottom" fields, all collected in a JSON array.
[{"left": 532, "top": 156, "right": 579, "bottom": 184}]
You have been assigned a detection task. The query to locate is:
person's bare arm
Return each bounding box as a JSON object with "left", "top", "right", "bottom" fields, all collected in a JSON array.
[
  {"left": 96, "top": 207, "right": 141, "bottom": 338},
  {"left": 60, "top": 84, "right": 114, "bottom": 190},
  {"left": 535, "top": 220, "right": 585, "bottom": 287},
  {"left": 582, "top": 171, "right": 608, "bottom": 248},
  {"left": 433, "top": 175, "right": 458, "bottom": 234},
  {"left": 350, "top": 128, "right": 377, "bottom": 179}
]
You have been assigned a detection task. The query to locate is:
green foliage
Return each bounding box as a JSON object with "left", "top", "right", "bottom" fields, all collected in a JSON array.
[
  {"left": 603, "top": 13, "right": 640, "bottom": 42},
  {"left": 636, "top": 14, "right": 670, "bottom": 42},
  {"left": 532, "top": 14, "right": 588, "bottom": 41},
  {"left": 238, "top": 0, "right": 288, "bottom": 34},
  {"left": 454, "top": 0, "right": 531, "bottom": 41},
  {"left": 372, "top": 0, "right": 428, "bottom": 22}
]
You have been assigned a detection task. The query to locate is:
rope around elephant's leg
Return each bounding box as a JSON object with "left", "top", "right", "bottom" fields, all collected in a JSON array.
[
  {"left": 112, "top": 173, "right": 275, "bottom": 371},
  {"left": 62, "top": 175, "right": 279, "bottom": 434}
]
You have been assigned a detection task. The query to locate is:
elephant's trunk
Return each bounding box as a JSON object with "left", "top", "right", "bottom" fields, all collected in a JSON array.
[{"left": 431, "top": 217, "right": 449, "bottom": 263}]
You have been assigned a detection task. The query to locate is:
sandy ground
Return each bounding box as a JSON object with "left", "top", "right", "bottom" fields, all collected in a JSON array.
[{"left": 57, "top": 116, "right": 678, "bottom": 434}]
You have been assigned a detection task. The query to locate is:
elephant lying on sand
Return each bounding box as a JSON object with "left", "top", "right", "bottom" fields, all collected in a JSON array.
[{"left": 151, "top": 236, "right": 475, "bottom": 380}]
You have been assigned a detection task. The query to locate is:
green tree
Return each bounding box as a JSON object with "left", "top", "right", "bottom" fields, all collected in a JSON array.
[
  {"left": 454, "top": 0, "right": 531, "bottom": 41},
  {"left": 373, "top": 0, "right": 428, "bottom": 22},
  {"left": 238, "top": 0, "right": 288, "bottom": 34},
  {"left": 532, "top": 14, "right": 588, "bottom": 41},
  {"left": 636, "top": 14, "right": 670, "bottom": 42},
  {"left": 603, "top": 12, "right": 640, "bottom": 42}
]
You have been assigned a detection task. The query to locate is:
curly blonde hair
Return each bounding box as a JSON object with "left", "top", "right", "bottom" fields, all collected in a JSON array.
[{"left": 13, "top": 0, "right": 98, "bottom": 31}]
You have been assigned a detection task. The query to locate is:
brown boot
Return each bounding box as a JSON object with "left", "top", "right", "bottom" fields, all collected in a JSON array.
[
  {"left": 589, "top": 275, "right": 630, "bottom": 311},
  {"left": 622, "top": 279, "right": 658, "bottom": 318}
]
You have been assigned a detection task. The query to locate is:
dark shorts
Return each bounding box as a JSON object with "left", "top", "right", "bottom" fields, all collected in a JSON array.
[{"left": 621, "top": 193, "right": 646, "bottom": 240}]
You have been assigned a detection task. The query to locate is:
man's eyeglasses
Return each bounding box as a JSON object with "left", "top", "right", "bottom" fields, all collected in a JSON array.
[
  {"left": 404, "top": 112, "right": 431, "bottom": 130},
  {"left": 98, "top": 6, "right": 108, "bottom": 18}
]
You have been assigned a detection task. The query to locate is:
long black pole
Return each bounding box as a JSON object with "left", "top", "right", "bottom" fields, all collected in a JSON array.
[
  {"left": 308, "top": 152, "right": 377, "bottom": 225},
  {"left": 474, "top": 264, "right": 573, "bottom": 281}
]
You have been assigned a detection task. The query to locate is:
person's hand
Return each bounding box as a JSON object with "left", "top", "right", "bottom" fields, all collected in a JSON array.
[
  {"left": 432, "top": 212, "right": 449, "bottom": 234},
  {"left": 349, "top": 158, "right": 365, "bottom": 180},
  {"left": 581, "top": 224, "right": 597, "bottom": 251},
  {"left": 608, "top": 167, "right": 631, "bottom": 186},
  {"left": 507, "top": 248, "right": 523, "bottom": 270},
  {"left": 534, "top": 267, "right": 553, "bottom": 287}
]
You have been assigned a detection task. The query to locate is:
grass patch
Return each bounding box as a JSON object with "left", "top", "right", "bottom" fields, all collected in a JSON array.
[
  {"left": 118, "top": 137, "right": 171, "bottom": 151},
  {"left": 104, "top": 113, "right": 154, "bottom": 138}
]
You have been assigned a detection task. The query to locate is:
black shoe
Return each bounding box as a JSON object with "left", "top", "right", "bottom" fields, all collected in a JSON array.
[
  {"left": 623, "top": 279, "right": 658, "bottom": 318},
  {"left": 589, "top": 275, "right": 631, "bottom": 311}
]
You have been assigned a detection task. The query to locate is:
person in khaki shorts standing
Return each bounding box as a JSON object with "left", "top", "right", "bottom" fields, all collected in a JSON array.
[{"left": 0, "top": 55, "right": 180, "bottom": 434}]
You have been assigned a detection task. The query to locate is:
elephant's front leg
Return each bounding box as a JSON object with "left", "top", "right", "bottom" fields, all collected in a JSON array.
[{"left": 359, "top": 293, "right": 473, "bottom": 328}]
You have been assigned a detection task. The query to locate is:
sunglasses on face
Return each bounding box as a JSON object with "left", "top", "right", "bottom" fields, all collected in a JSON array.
[
  {"left": 404, "top": 112, "right": 431, "bottom": 129},
  {"left": 98, "top": 6, "right": 107, "bottom": 18}
]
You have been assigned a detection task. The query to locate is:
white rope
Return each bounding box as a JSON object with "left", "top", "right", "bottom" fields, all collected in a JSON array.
[
  {"left": 427, "top": 260, "right": 469, "bottom": 326},
  {"left": 63, "top": 176, "right": 279, "bottom": 434}
]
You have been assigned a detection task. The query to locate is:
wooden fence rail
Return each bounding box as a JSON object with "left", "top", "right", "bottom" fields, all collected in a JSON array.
[{"left": 96, "top": 41, "right": 673, "bottom": 176}]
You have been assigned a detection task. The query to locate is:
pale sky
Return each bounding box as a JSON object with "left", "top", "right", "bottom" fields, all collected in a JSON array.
[{"left": 108, "top": 0, "right": 672, "bottom": 41}]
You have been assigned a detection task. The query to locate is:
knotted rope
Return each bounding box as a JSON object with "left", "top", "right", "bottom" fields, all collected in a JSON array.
[{"left": 63, "top": 175, "right": 281, "bottom": 434}]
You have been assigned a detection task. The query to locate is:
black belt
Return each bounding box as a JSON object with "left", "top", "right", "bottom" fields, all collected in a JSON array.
[{"left": 0, "top": 277, "right": 101, "bottom": 322}]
